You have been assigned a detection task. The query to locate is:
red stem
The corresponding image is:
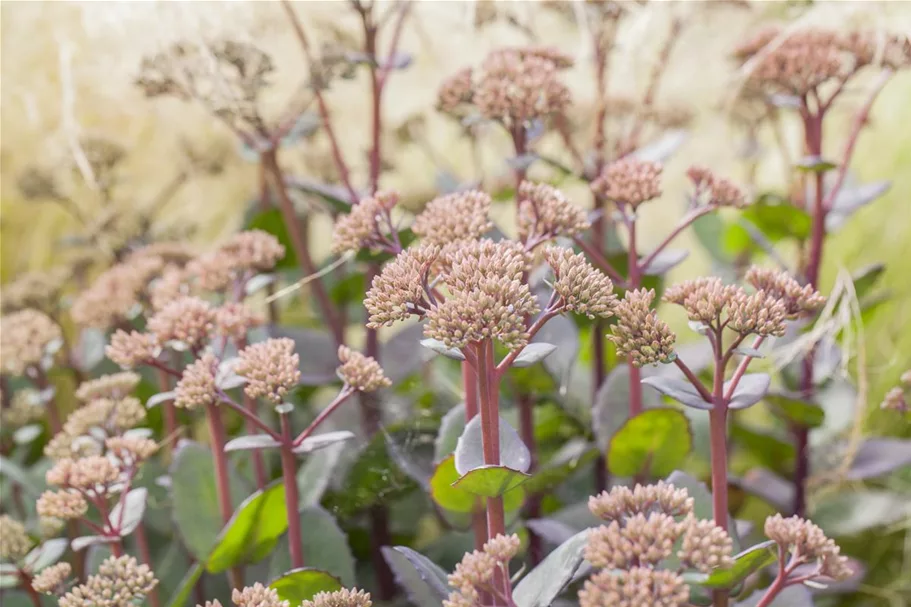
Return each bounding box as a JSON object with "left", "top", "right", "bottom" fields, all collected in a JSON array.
[
  {"left": 626, "top": 215, "right": 644, "bottom": 418},
  {"left": 18, "top": 570, "right": 42, "bottom": 607},
  {"left": 476, "top": 340, "right": 509, "bottom": 603},
  {"left": 709, "top": 339, "right": 729, "bottom": 607},
  {"left": 135, "top": 522, "right": 161, "bottom": 607},
  {"left": 204, "top": 402, "right": 242, "bottom": 588},
  {"left": 292, "top": 387, "right": 355, "bottom": 447},
  {"left": 236, "top": 337, "right": 267, "bottom": 490},
  {"left": 280, "top": 412, "right": 305, "bottom": 569},
  {"left": 261, "top": 148, "right": 345, "bottom": 347},
  {"left": 463, "top": 364, "right": 488, "bottom": 551},
  {"left": 155, "top": 367, "right": 177, "bottom": 461}
]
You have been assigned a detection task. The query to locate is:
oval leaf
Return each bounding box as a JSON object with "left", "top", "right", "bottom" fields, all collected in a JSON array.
[
  {"left": 269, "top": 568, "right": 342, "bottom": 604},
  {"left": 511, "top": 343, "right": 558, "bottom": 368},
  {"left": 725, "top": 374, "right": 771, "bottom": 410},
  {"left": 455, "top": 415, "right": 531, "bottom": 475},
  {"left": 641, "top": 376, "right": 711, "bottom": 410},
  {"left": 224, "top": 434, "right": 282, "bottom": 453},
  {"left": 207, "top": 482, "right": 288, "bottom": 573},
  {"left": 420, "top": 338, "right": 465, "bottom": 361},
  {"left": 513, "top": 529, "right": 591, "bottom": 607},
  {"left": 292, "top": 431, "right": 356, "bottom": 455},
  {"left": 452, "top": 465, "right": 530, "bottom": 498},
  {"left": 110, "top": 487, "right": 147, "bottom": 536},
  {"left": 146, "top": 391, "right": 176, "bottom": 409},
  {"left": 23, "top": 538, "right": 69, "bottom": 573},
  {"left": 270, "top": 507, "right": 356, "bottom": 586},
  {"left": 844, "top": 438, "right": 911, "bottom": 481},
  {"left": 642, "top": 249, "right": 689, "bottom": 276},
  {"left": 382, "top": 546, "right": 450, "bottom": 607},
  {"left": 72, "top": 535, "right": 117, "bottom": 552},
  {"left": 608, "top": 408, "right": 692, "bottom": 478},
  {"left": 765, "top": 393, "right": 825, "bottom": 428},
  {"left": 431, "top": 455, "right": 477, "bottom": 513},
  {"left": 701, "top": 540, "right": 777, "bottom": 589},
  {"left": 13, "top": 424, "right": 42, "bottom": 445}
]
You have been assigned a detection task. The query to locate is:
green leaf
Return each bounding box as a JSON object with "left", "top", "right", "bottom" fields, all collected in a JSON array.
[
  {"left": 245, "top": 208, "right": 296, "bottom": 270},
  {"left": 795, "top": 155, "right": 837, "bottom": 173},
  {"left": 434, "top": 404, "right": 466, "bottom": 462},
  {"left": 453, "top": 466, "right": 530, "bottom": 498},
  {"left": 430, "top": 455, "right": 525, "bottom": 513},
  {"left": 692, "top": 213, "right": 733, "bottom": 264},
  {"left": 511, "top": 343, "right": 558, "bottom": 368},
  {"left": 850, "top": 263, "right": 886, "bottom": 300},
  {"left": 269, "top": 568, "right": 343, "bottom": 605},
  {"left": 724, "top": 198, "right": 811, "bottom": 255},
  {"left": 513, "top": 529, "right": 591, "bottom": 607},
  {"left": 381, "top": 546, "right": 450, "bottom": 607},
  {"left": 811, "top": 490, "right": 911, "bottom": 536},
  {"left": 730, "top": 424, "right": 794, "bottom": 473},
  {"left": 170, "top": 442, "right": 247, "bottom": 561},
  {"left": 270, "top": 507, "right": 355, "bottom": 586},
  {"left": 641, "top": 376, "right": 711, "bottom": 410},
  {"left": 298, "top": 442, "right": 345, "bottom": 507},
  {"left": 207, "top": 481, "right": 288, "bottom": 573},
  {"left": 608, "top": 409, "right": 692, "bottom": 478},
  {"left": 455, "top": 415, "right": 531, "bottom": 475},
  {"left": 701, "top": 540, "right": 777, "bottom": 589},
  {"left": 593, "top": 364, "right": 660, "bottom": 451},
  {"left": 165, "top": 562, "right": 204, "bottom": 607},
  {"left": 764, "top": 393, "right": 825, "bottom": 428}
]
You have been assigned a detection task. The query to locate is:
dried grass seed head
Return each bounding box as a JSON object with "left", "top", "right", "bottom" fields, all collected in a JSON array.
[
  {"left": 235, "top": 338, "right": 301, "bottom": 403},
  {"left": 412, "top": 190, "right": 493, "bottom": 245},
  {"left": 76, "top": 372, "right": 141, "bottom": 402},
  {"left": 543, "top": 245, "right": 616, "bottom": 319},
  {"left": 593, "top": 159, "right": 663, "bottom": 209},
  {"left": 517, "top": 182, "right": 590, "bottom": 242},
  {"left": 609, "top": 289, "right": 676, "bottom": 367},
  {"left": 365, "top": 244, "right": 439, "bottom": 328},
  {"left": 337, "top": 346, "right": 391, "bottom": 392},
  {"left": 331, "top": 192, "right": 399, "bottom": 254},
  {"left": 0, "top": 309, "right": 62, "bottom": 376}
]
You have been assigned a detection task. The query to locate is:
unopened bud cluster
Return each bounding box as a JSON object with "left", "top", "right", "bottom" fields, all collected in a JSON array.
[
  {"left": 764, "top": 514, "right": 852, "bottom": 580},
  {"left": 517, "top": 182, "right": 590, "bottom": 243},
  {"left": 444, "top": 533, "right": 520, "bottom": 607},
  {"left": 332, "top": 192, "right": 399, "bottom": 254},
  {"left": 412, "top": 190, "right": 493, "bottom": 246},
  {"left": 337, "top": 346, "right": 391, "bottom": 392},
  {"left": 543, "top": 246, "right": 616, "bottom": 319},
  {"left": 75, "top": 372, "right": 141, "bottom": 402},
  {"left": 0, "top": 515, "right": 33, "bottom": 561},
  {"left": 235, "top": 338, "right": 301, "bottom": 403},
  {"left": 580, "top": 484, "right": 733, "bottom": 607},
  {"left": 592, "top": 159, "right": 662, "bottom": 209},
  {"left": 686, "top": 166, "right": 749, "bottom": 208},
  {"left": 32, "top": 562, "right": 72, "bottom": 595},
  {"left": 59, "top": 555, "right": 158, "bottom": 607},
  {"left": 609, "top": 289, "right": 676, "bottom": 367},
  {"left": 175, "top": 352, "right": 219, "bottom": 410},
  {"left": 0, "top": 308, "right": 62, "bottom": 376}
]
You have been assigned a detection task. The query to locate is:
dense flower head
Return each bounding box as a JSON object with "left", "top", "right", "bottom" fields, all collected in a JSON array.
[
  {"left": 175, "top": 352, "right": 219, "bottom": 410},
  {"left": 437, "top": 67, "right": 474, "bottom": 114},
  {"left": 150, "top": 265, "right": 190, "bottom": 310},
  {"left": 686, "top": 166, "right": 749, "bottom": 208},
  {"left": 664, "top": 277, "right": 739, "bottom": 325},
  {"left": 427, "top": 240, "right": 538, "bottom": 351},
  {"left": 231, "top": 583, "right": 289, "bottom": 607},
  {"left": 235, "top": 338, "right": 301, "bottom": 403},
  {"left": 365, "top": 244, "right": 439, "bottom": 328},
  {"left": 71, "top": 256, "right": 165, "bottom": 329},
  {"left": 106, "top": 330, "right": 161, "bottom": 369},
  {"left": 0, "top": 515, "right": 32, "bottom": 561},
  {"left": 32, "top": 562, "right": 72, "bottom": 595},
  {"left": 147, "top": 296, "right": 215, "bottom": 348},
  {"left": 609, "top": 289, "right": 676, "bottom": 367},
  {"left": 411, "top": 190, "right": 492, "bottom": 245},
  {"left": 337, "top": 346, "right": 391, "bottom": 392},
  {"left": 46, "top": 455, "right": 120, "bottom": 491},
  {"left": 76, "top": 372, "right": 141, "bottom": 402},
  {"left": 592, "top": 159, "right": 663, "bottom": 209},
  {"left": 45, "top": 431, "right": 103, "bottom": 462},
  {"left": 579, "top": 566, "right": 689, "bottom": 607},
  {"left": 543, "top": 246, "right": 616, "bottom": 319},
  {"left": 37, "top": 489, "right": 89, "bottom": 520},
  {"left": 214, "top": 303, "right": 262, "bottom": 341},
  {"left": 588, "top": 482, "right": 694, "bottom": 522},
  {"left": 301, "top": 588, "right": 373, "bottom": 607},
  {"left": 764, "top": 514, "right": 852, "bottom": 580},
  {"left": 679, "top": 518, "right": 734, "bottom": 573},
  {"left": 63, "top": 397, "right": 147, "bottom": 437},
  {"left": 220, "top": 230, "right": 286, "bottom": 272},
  {"left": 105, "top": 436, "right": 159, "bottom": 464},
  {"left": 517, "top": 182, "right": 590, "bottom": 242},
  {"left": 331, "top": 191, "right": 399, "bottom": 254},
  {"left": 59, "top": 555, "right": 158, "bottom": 607},
  {"left": 727, "top": 289, "right": 788, "bottom": 337},
  {"left": 2, "top": 388, "right": 45, "bottom": 428},
  {"left": 0, "top": 268, "right": 68, "bottom": 314},
  {"left": 445, "top": 534, "right": 519, "bottom": 607},
  {"left": 585, "top": 513, "right": 683, "bottom": 569},
  {"left": 744, "top": 266, "right": 826, "bottom": 317},
  {"left": 0, "top": 308, "right": 62, "bottom": 375},
  {"left": 474, "top": 46, "right": 571, "bottom": 125}
]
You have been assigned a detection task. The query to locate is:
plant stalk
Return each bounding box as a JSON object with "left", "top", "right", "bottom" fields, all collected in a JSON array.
[
  {"left": 155, "top": 366, "right": 177, "bottom": 461},
  {"left": 709, "top": 348, "right": 729, "bottom": 607},
  {"left": 626, "top": 216, "right": 644, "bottom": 418},
  {"left": 279, "top": 412, "right": 305, "bottom": 569},
  {"left": 204, "top": 402, "right": 242, "bottom": 588},
  {"left": 135, "top": 522, "right": 161, "bottom": 607},
  {"left": 463, "top": 363, "right": 488, "bottom": 551}
]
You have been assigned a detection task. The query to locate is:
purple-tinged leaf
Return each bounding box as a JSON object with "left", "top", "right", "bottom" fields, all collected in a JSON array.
[
  {"left": 725, "top": 373, "right": 770, "bottom": 410},
  {"left": 225, "top": 435, "right": 281, "bottom": 452},
  {"left": 734, "top": 468, "right": 793, "bottom": 513},
  {"left": 642, "top": 376, "right": 712, "bottom": 410},
  {"left": 642, "top": 249, "right": 689, "bottom": 276},
  {"left": 293, "top": 431, "right": 355, "bottom": 456},
  {"left": 845, "top": 438, "right": 911, "bottom": 481}
]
